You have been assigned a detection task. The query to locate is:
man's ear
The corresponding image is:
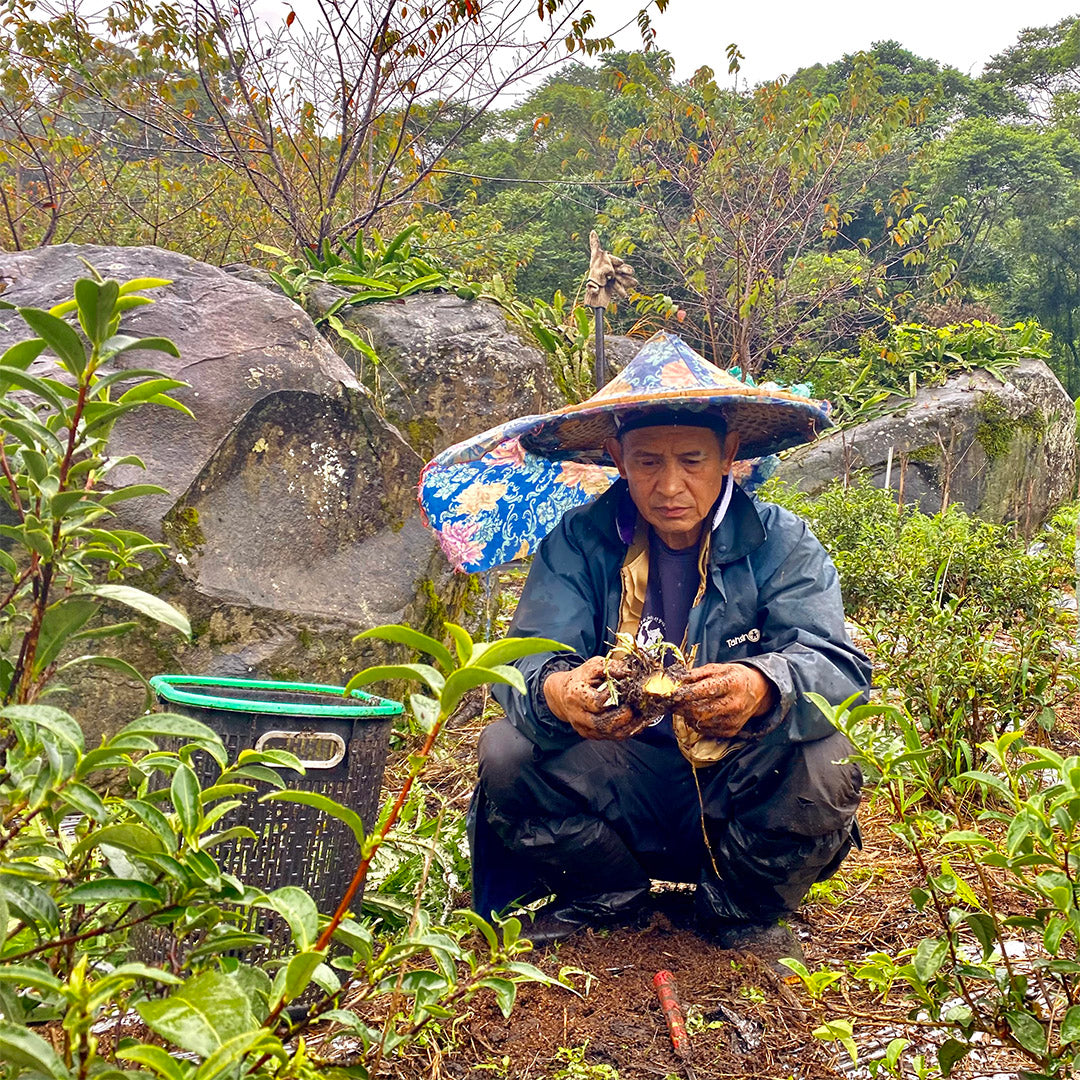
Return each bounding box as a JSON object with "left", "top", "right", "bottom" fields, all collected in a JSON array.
[
  {"left": 720, "top": 431, "right": 740, "bottom": 470},
  {"left": 604, "top": 436, "right": 627, "bottom": 477}
]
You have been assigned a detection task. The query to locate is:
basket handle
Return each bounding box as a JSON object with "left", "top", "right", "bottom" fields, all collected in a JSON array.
[{"left": 254, "top": 730, "right": 347, "bottom": 770}]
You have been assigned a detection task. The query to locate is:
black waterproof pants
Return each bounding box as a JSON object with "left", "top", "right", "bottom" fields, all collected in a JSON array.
[{"left": 470, "top": 719, "right": 862, "bottom": 921}]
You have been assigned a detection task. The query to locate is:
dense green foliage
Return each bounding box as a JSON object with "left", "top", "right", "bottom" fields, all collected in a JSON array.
[
  {"left": 0, "top": 273, "right": 574, "bottom": 1080},
  {"left": 10, "top": 6, "right": 1080, "bottom": 390},
  {"left": 761, "top": 477, "right": 1076, "bottom": 782}
]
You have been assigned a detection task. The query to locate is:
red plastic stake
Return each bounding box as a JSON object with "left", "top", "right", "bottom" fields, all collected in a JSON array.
[{"left": 653, "top": 969, "right": 692, "bottom": 1060}]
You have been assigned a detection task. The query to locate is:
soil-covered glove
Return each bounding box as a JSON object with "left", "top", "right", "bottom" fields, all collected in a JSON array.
[
  {"left": 671, "top": 663, "right": 776, "bottom": 739},
  {"left": 543, "top": 656, "right": 643, "bottom": 741}
]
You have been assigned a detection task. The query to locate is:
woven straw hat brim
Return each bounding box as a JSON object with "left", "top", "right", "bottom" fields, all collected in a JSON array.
[{"left": 519, "top": 384, "right": 830, "bottom": 464}]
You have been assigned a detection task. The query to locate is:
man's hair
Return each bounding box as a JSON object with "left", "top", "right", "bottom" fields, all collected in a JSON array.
[{"left": 615, "top": 407, "right": 728, "bottom": 442}]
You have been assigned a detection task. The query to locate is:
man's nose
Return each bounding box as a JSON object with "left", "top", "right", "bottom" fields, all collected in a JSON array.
[{"left": 656, "top": 462, "right": 685, "bottom": 495}]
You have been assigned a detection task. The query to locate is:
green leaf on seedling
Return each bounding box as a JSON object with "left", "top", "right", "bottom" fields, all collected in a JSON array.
[
  {"left": 191, "top": 1029, "right": 283, "bottom": 1080},
  {"left": 75, "top": 278, "right": 120, "bottom": 345},
  {"left": 66, "top": 878, "right": 163, "bottom": 904},
  {"left": 116, "top": 1044, "right": 191, "bottom": 1080},
  {"left": 83, "top": 584, "right": 191, "bottom": 637},
  {"left": 282, "top": 950, "right": 325, "bottom": 1002},
  {"left": 937, "top": 1038, "right": 970, "bottom": 1076},
  {"left": 19, "top": 307, "right": 87, "bottom": 375},
  {"left": 33, "top": 599, "right": 98, "bottom": 674},
  {"left": 0, "top": 874, "right": 60, "bottom": 933},
  {"left": 444, "top": 622, "right": 474, "bottom": 665},
  {"left": 353, "top": 624, "right": 454, "bottom": 671},
  {"left": 0, "top": 338, "right": 46, "bottom": 370},
  {"left": 1061, "top": 1004, "right": 1080, "bottom": 1044},
  {"left": 118, "top": 276, "right": 172, "bottom": 295},
  {"left": 262, "top": 790, "right": 365, "bottom": 847},
  {"left": 58, "top": 781, "right": 108, "bottom": 822},
  {"left": 441, "top": 664, "right": 525, "bottom": 712},
  {"left": 171, "top": 762, "right": 201, "bottom": 836},
  {"left": 137, "top": 971, "right": 257, "bottom": 1057},
  {"left": 812, "top": 1018, "right": 857, "bottom": 1066},
  {"left": 72, "top": 823, "right": 164, "bottom": 859},
  {"left": 1006, "top": 1011, "right": 1047, "bottom": 1055},
  {"left": 471, "top": 637, "right": 571, "bottom": 667},
  {"left": 410, "top": 692, "right": 440, "bottom": 732},
  {"left": 257, "top": 886, "right": 319, "bottom": 950},
  {"left": 913, "top": 938, "right": 949, "bottom": 982},
  {"left": 478, "top": 976, "right": 517, "bottom": 1018},
  {"left": 2, "top": 703, "right": 85, "bottom": 752},
  {"left": 0, "top": 1019, "right": 73, "bottom": 1078},
  {"left": 345, "top": 663, "right": 444, "bottom": 696}
]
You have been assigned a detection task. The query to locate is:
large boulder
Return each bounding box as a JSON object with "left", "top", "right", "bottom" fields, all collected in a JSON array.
[
  {"left": 777, "top": 360, "right": 1076, "bottom": 529},
  {"left": 306, "top": 288, "right": 563, "bottom": 459},
  {"left": 0, "top": 245, "right": 483, "bottom": 739}
]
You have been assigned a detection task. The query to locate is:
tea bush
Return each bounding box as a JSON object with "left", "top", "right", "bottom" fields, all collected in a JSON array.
[
  {"left": 761, "top": 477, "right": 1077, "bottom": 781},
  {"left": 0, "top": 272, "right": 572, "bottom": 1080},
  {"left": 809, "top": 694, "right": 1080, "bottom": 1079}
]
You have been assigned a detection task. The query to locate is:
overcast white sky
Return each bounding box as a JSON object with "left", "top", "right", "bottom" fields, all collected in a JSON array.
[{"left": 584, "top": 0, "right": 1080, "bottom": 85}]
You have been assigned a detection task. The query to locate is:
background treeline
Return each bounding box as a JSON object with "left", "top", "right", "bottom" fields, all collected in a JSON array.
[{"left": 5, "top": 2, "right": 1080, "bottom": 392}]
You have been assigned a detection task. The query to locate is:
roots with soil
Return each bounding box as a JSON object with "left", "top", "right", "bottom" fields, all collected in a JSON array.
[{"left": 598, "top": 632, "right": 695, "bottom": 735}]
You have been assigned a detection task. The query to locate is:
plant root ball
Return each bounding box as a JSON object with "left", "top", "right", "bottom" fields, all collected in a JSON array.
[{"left": 600, "top": 637, "right": 690, "bottom": 734}]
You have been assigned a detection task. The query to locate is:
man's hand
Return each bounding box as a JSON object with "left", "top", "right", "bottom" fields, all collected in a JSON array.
[
  {"left": 671, "top": 663, "right": 777, "bottom": 739},
  {"left": 543, "top": 657, "right": 642, "bottom": 740}
]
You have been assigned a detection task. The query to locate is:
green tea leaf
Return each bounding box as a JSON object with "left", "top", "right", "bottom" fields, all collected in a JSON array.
[
  {"left": 1061, "top": 1004, "right": 1080, "bottom": 1044},
  {"left": 83, "top": 584, "right": 191, "bottom": 636},
  {"left": 116, "top": 1044, "right": 192, "bottom": 1080},
  {"left": 66, "top": 877, "right": 164, "bottom": 904},
  {"left": 1006, "top": 1011, "right": 1047, "bottom": 1056},
  {"left": 353, "top": 624, "right": 453, "bottom": 671},
  {"left": 345, "top": 663, "right": 444, "bottom": 696},
  {"left": 257, "top": 886, "right": 319, "bottom": 950},
  {"left": 137, "top": 970, "right": 256, "bottom": 1056},
  {"left": 471, "top": 637, "right": 571, "bottom": 668},
  {"left": 192, "top": 1029, "right": 282, "bottom": 1080},
  {"left": 75, "top": 278, "right": 120, "bottom": 345},
  {"left": 171, "top": 762, "right": 201, "bottom": 837},
  {"left": 0, "top": 1019, "right": 73, "bottom": 1077},
  {"left": 20, "top": 307, "right": 87, "bottom": 375},
  {"left": 912, "top": 938, "right": 949, "bottom": 982},
  {"left": 937, "top": 1038, "right": 970, "bottom": 1077},
  {"left": 262, "top": 790, "right": 365, "bottom": 846},
  {"left": 478, "top": 976, "right": 517, "bottom": 1018},
  {"left": 441, "top": 665, "right": 525, "bottom": 712}
]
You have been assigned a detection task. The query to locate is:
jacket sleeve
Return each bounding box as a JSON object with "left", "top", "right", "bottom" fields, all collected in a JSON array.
[
  {"left": 491, "top": 516, "right": 603, "bottom": 752},
  {"left": 738, "top": 508, "right": 872, "bottom": 743}
]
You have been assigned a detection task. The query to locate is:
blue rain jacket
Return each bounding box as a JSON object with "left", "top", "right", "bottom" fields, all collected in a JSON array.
[{"left": 492, "top": 478, "right": 872, "bottom": 751}]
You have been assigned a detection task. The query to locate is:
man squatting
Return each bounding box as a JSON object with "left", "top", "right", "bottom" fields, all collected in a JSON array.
[{"left": 468, "top": 407, "right": 872, "bottom": 961}]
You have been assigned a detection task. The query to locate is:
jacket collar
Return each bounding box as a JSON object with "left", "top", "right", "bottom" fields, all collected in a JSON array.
[{"left": 607, "top": 476, "right": 766, "bottom": 566}]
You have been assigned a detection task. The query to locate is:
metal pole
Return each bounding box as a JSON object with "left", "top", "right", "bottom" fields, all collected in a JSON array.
[{"left": 593, "top": 306, "right": 607, "bottom": 389}]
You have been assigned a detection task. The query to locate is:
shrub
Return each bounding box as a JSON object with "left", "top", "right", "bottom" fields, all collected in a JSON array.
[
  {"left": 762, "top": 477, "right": 1077, "bottom": 781},
  {"left": 0, "top": 272, "right": 571, "bottom": 1080},
  {"left": 813, "top": 694, "right": 1080, "bottom": 1080}
]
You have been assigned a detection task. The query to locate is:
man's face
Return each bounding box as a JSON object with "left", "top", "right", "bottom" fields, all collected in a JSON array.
[{"left": 605, "top": 424, "right": 739, "bottom": 550}]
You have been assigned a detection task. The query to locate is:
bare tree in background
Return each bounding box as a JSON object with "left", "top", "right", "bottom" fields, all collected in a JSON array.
[{"left": 0, "top": 0, "right": 668, "bottom": 251}]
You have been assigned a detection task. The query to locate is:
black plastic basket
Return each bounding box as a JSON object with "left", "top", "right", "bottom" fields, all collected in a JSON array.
[{"left": 145, "top": 675, "right": 402, "bottom": 956}]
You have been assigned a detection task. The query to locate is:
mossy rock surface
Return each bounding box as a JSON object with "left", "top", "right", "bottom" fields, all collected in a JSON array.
[
  {"left": 776, "top": 359, "right": 1075, "bottom": 529},
  {"left": 0, "top": 244, "right": 482, "bottom": 739}
]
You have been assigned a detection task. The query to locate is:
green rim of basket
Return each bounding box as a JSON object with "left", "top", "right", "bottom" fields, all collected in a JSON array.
[{"left": 148, "top": 675, "right": 403, "bottom": 718}]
